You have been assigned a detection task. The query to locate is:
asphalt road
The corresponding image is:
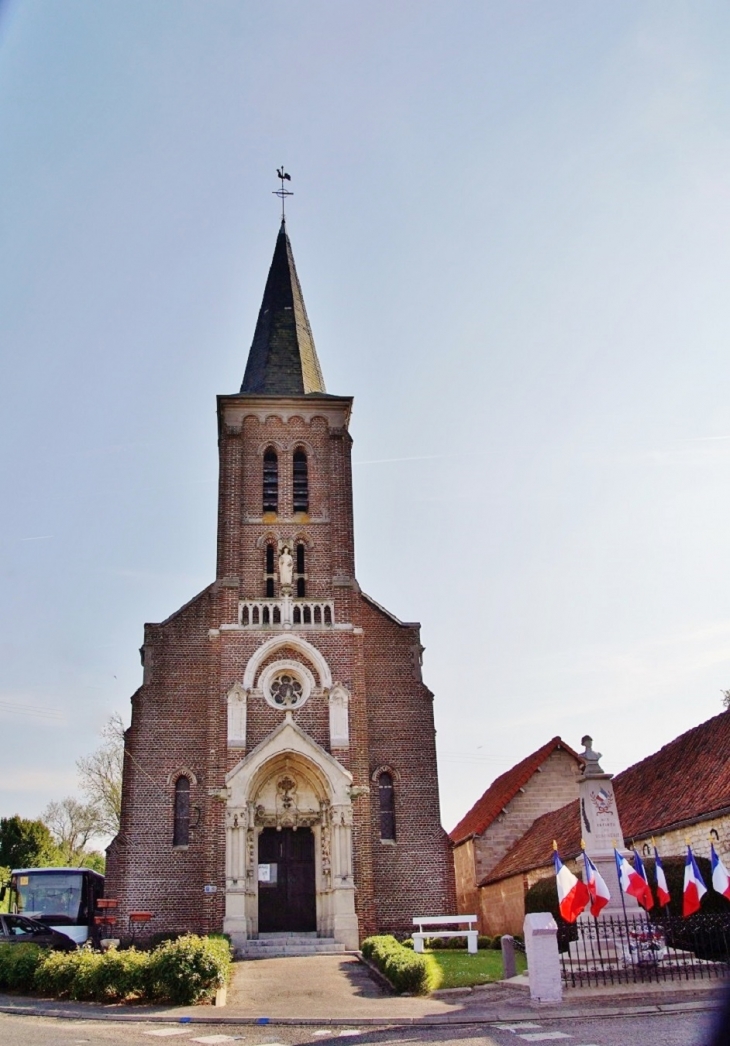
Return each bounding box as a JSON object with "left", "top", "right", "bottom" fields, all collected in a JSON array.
[{"left": 0, "top": 1011, "right": 717, "bottom": 1046}]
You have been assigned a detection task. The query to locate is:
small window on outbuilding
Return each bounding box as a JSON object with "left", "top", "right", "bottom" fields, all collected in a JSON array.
[
  {"left": 378, "top": 772, "right": 396, "bottom": 841},
  {"left": 173, "top": 777, "right": 191, "bottom": 847},
  {"left": 293, "top": 450, "right": 308, "bottom": 513},
  {"left": 263, "top": 449, "right": 278, "bottom": 513}
]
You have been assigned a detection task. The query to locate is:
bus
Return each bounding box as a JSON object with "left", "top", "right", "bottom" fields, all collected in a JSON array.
[{"left": 5, "top": 867, "right": 104, "bottom": 945}]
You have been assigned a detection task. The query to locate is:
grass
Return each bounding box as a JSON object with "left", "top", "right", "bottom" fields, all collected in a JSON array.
[{"left": 425, "top": 948, "right": 527, "bottom": 989}]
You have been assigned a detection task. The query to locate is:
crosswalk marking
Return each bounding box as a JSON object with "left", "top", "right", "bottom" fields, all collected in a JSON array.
[
  {"left": 191, "top": 1036, "right": 237, "bottom": 1044},
  {"left": 144, "top": 1031, "right": 192, "bottom": 1038},
  {"left": 518, "top": 1034, "right": 571, "bottom": 1042},
  {"left": 495, "top": 1024, "right": 542, "bottom": 1032}
]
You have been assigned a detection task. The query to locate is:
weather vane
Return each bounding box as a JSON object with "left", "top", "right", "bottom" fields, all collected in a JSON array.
[{"left": 274, "top": 167, "right": 293, "bottom": 221}]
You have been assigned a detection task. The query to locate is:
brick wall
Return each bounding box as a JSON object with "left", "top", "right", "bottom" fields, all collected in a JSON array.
[
  {"left": 636, "top": 814, "right": 730, "bottom": 861},
  {"left": 474, "top": 749, "right": 582, "bottom": 883},
  {"left": 451, "top": 749, "right": 580, "bottom": 933}
]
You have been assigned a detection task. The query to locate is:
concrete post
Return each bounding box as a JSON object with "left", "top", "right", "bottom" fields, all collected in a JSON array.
[
  {"left": 523, "top": 913, "right": 562, "bottom": 1004},
  {"left": 501, "top": 934, "right": 517, "bottom": 979}
]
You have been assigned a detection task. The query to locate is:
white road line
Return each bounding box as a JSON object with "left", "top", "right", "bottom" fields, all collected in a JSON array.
[
  {"left": 494, "top": 1024, "right": 543, "bottom": 1032},
  {"left": 144, "top": 1031, "right": 192, "bottom": 1038},
  {"left": 518, "top": 1034, "right": 571, "bottom": 1042},
  {"left": 339, "top": 1033, "right": 360, "bottom": 1039},
  {"left": 191, "top": 1037, "right": 237, "bottom": 1044}
]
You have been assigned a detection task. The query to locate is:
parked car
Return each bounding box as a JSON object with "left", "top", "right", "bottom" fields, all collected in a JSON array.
[{"left": 0, "top": 913, "right": 77, "bottom": 951}]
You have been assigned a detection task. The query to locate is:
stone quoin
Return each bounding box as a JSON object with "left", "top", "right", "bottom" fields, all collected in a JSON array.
[{"left": 105, "top": 218, "right": 456, "bottom": 949}]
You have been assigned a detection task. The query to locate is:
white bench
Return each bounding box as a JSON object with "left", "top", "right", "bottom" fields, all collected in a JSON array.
[{"left": 412, "top": 914, "right": 478, "bottom": 954}]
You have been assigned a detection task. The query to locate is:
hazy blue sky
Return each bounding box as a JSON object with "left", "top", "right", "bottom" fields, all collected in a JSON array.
[{"left": 1, "top": 1, "right": 730, "bottom": 836}]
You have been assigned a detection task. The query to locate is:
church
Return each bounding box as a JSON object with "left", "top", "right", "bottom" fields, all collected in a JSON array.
[{"left": 106, "top": 217, "right": 455, "bottom": 951}]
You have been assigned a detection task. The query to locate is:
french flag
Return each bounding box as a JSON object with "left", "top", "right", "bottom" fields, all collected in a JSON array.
[
  {"left": 710, "top": 844, "right": 730, "bottom": 901},
  {"left": 553, "top": 848, "right": 589, "bottom": 923},
  {"left": 582, "top": 850, "right": 610, "bottom": 916},
  {"left": 614, "top": 848, "right": 654, "bottom": 910},
  {"left": 654, "top": 846, "right": 671, "bottom": 907},
  {"left": 632, "top": 848, "right": 653, "bottom": 906},
  {"left": 683, "top": 845, "right": 707, "bottom": 917}
]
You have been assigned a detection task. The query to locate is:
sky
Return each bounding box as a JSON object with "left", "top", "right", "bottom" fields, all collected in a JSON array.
[{"left": 1, "top": 1, "right": 730, "bottom": 837}]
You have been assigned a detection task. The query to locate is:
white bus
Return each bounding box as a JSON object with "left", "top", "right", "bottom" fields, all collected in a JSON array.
[{"left": 5, "top": 867, "right": 104, "bottom": 945}]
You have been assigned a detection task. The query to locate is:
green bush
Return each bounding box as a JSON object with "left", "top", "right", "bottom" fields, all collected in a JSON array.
[
  {"left": 15, "top": 934, "right": 230, "bottom": 1006},
  {"left": 147, "top": 935, "right": 231, "bottom": 1005},
  {"left": 361, "top": 935, "right": 439, "bottom": 994},
  {"left": 0, "top": 943, "right": 45, "bottom": 991},
  {"left": 35, "top": 947, "right": 150, "bottom": 1002},
  {"left": 477, "top": 935, "right": 492, "bottom": 949},
  {"left": 489, "top": 934, "right": 503, "bottom": 950}
]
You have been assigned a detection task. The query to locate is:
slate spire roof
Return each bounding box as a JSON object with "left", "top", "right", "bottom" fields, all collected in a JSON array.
[{"left": 241, "top": 220, "right": 326, "bottom": 396}]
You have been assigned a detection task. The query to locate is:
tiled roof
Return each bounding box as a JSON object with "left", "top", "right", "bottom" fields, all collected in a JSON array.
[
  {"left": 448, "top": 736, "right": 583, "bottom": 846},
  {"left": 241, "top": 221, "right": 326, "bottom": 396},
  {"left": 481, "top": 710, "right": 730, "bottom": 885}
]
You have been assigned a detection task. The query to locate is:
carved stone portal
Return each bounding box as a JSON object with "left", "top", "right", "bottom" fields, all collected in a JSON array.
[{"left": 223, "top": 717, "right": 358, "bottom": 950}]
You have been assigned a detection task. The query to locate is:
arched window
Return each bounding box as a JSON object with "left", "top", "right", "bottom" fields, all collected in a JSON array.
[
  {"left": 265, "top": 542, "right": 275, "bottom": 597},
  {"left": 378, "top": 772, "right": 396, "bottom": 841},
  {"left": 293, "top": 450, "right": 308, "bottom": 513},
  {"left": 263, "top": 449, "right": 278, "bottom": 513},
  {"left": 173, "top": 777, "right": 191, "bottom": 847},
  {"left": 296, "top": 542, "right": 306, "bottom": 597}
]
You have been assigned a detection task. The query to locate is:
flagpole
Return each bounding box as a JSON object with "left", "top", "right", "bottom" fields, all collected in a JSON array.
[
  {"left": 613, "top": 841, "right": 635, "bottom": 971},
  {"left": 583, "top": 843, "right": 605, "bottom": 967}
]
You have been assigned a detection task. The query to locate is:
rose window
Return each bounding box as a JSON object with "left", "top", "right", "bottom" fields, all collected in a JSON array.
[{"left": 270, "top": 672, "right": 304, "bottom": 707}]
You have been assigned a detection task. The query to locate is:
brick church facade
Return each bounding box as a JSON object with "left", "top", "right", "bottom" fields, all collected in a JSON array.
[{"left": 106, "top": 220, "right": 455, "bottom": 949}]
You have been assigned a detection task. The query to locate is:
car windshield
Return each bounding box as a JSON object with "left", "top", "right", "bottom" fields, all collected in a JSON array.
[
  {"left": 13, "top": 873, "right": 84, "bottom": 924},
  {"left": 3, "top": 915, "right": 43, "bottom": 938}
]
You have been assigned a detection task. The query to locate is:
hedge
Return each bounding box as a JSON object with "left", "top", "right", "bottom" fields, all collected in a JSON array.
[
  {"left": 0, "top": 934, "right": 231, "bottom": 1005},
  {"left": 361, "top": 935, "right": 439, "bottom": 994}
]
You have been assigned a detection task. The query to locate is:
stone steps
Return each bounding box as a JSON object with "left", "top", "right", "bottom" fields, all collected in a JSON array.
[{"left": 235, "top": 934, "right": 349, "bottom": 959}]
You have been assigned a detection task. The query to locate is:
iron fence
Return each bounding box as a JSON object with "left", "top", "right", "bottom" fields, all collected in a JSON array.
[{"left": 560, "top": 912, "right": 730, "bottom": 988}]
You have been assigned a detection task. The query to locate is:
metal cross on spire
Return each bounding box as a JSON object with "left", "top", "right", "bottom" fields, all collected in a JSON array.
[{"left": 274, "top": 167, "right": 293, "bottom": 221}]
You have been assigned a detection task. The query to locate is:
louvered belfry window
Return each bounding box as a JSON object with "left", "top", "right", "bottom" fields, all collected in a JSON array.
[
  {"left": 265, "top": 543, "right": 275, "bottom": 597},
  {"left": 296, "top": 542, "right": 306, "bottom": 597},
  {"left": 378, "top": 772, "right": 396, "bottom": 841},
  {"left": 173, "top": 777, "right": 191, "bottom": 846},
  {"left": 263, "top": 449, "right": 278, "bottom": 512},
  {"left": 293, "top": 450, "right": 308, "bottom": 512}
]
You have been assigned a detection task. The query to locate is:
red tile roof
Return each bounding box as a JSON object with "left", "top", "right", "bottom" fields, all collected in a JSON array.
[
  {"left": 481, "top": 710, "right": 730, "bottom": 885},
  {"left": 449, "top": 736, "right": 583, "bottom": 846}
]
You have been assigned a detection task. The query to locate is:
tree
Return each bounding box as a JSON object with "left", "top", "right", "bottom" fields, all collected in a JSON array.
[
  {"left": 76, "top": 712, "right": 125, "bottom": 836},
  {"left": 0, "top": 816, "right": 58, "bottom": 870},
  {"left": 42, "top": 798, "right": 103, "bottom": 865},
  {"left": 723, "top": 689, "right": 730, "bottom": 710}
]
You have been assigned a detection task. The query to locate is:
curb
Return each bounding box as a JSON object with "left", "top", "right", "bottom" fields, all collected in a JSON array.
[{"left": 0, "top": 997, "right": 720, "bottom": 1026}]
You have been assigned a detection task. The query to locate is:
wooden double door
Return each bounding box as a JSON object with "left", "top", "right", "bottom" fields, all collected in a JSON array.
[{"left": 258, "top": 827, "right": 317, "bottom": 933}]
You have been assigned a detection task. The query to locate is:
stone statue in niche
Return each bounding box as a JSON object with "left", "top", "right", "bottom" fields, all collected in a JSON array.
[{"left": 278, "top": 545, "right": 293, "bottom": 587}]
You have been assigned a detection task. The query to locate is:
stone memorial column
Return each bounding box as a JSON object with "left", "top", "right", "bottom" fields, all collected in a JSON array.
[{"left": 578, "top": 735, "right": 640, "bottom": 918}]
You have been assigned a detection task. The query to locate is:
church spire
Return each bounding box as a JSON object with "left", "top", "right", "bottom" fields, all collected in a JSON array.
[{"left": 240, "top": 221, "right": 326, "bottom": 396}]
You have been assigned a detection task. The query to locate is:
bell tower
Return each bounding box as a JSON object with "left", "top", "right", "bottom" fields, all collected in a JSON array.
[{"left": 107, "top": 213, "right": 455, "bottom": 951}]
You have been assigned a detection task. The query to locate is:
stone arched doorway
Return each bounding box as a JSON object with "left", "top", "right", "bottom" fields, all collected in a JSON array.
[{"left": 223, "top": 714, "right": 358, "bottom": 950}]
